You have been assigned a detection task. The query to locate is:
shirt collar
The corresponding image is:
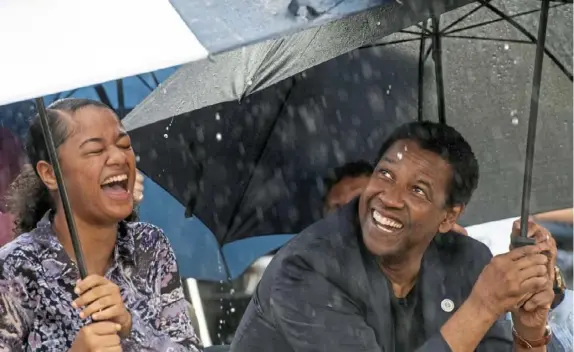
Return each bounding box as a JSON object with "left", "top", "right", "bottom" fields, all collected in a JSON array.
[{"left": 34, "top": 211, "right": 138, "bottom": 270}]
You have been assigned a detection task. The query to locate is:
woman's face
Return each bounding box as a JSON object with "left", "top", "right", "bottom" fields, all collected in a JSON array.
[{"left": 44, "top": 106, "right": 136, "bottom": 225}]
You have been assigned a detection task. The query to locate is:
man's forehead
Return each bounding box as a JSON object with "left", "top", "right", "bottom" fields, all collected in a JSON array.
[{"left": 381, "top": 140, "right": 452, "bottom": 176}]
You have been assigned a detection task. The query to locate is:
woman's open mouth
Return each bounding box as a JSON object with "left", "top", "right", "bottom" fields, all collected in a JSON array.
[
  {"left": 371, "top": 209, "right": 404, "bottom": 233},
  {"left": 101, "top": 174, "right": 130, "bottom": 201}
]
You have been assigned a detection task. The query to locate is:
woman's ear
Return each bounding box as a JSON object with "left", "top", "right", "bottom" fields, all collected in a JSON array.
[
  {"left": 438, "top": 204, "right": 464, "bottom": 233},
  {"left": 35, "top": 161, "right": 58, "bottom": 191}
]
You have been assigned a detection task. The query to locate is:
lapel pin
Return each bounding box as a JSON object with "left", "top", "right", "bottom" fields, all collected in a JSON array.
[{"left": 441, "top": 298, "right": 455, "bottom": 312}]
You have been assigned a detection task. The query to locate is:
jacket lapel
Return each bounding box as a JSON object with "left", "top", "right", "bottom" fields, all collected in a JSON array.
[
  {"left": 337, "top": 200, "right": 395, "bottom": 352},
  {"left": 420, "top": 238, "right": 457, "bottom": 338},
  {"left": 363, "top": 254, "right": 395, "bottom": 352}
]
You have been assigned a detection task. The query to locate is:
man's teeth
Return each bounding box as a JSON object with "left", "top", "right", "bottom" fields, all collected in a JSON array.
[
  {"left": 102, "top": 174, "right": 128, "bottom": 185},
  {"left": 372, "top": 210, "right": 403, "bottom": 229}
]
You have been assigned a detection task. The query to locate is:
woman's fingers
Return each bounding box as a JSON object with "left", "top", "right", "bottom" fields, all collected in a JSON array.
[
  {"left": 91, "top": 304, "right": 124, "bottom": 321},
  {"left": 80, "top": 295, "right": 117, "bottom": 319}
]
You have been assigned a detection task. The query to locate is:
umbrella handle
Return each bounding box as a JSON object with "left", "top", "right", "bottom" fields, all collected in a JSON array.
[{"left": 35, "top": 98, "right": 88, "bottom": 279}]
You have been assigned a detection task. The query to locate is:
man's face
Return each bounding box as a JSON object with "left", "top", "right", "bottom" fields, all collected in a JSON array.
[
  {"left": 358, "top": 140, "right": 462, "bottom": 259},
  {"left": 324, "top": 175, "right": 370, "bottom": 214}
]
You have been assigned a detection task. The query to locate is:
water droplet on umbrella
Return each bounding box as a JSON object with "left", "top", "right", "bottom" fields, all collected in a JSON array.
[
  {"left": 247, "top": 79, "right": 253, "bottom": 86},
  {"left": 216, "top": 133, "right": 222, "bottom": 141},
  {"left": 163, "top": 133, "right": 168, "bottom": 138},
  {"left": 511, "top": 117, "right": 519, "bottom": 125},
  {"left": 510, "top": 109, "right": 517, "bottom": 117}
]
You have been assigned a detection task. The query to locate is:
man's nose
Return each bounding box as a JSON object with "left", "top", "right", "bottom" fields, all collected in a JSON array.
[{"left": 378, "top": 186, "right": 405, "bottom": 209}]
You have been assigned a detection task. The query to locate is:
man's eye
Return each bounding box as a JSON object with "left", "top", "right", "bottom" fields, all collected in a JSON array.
[
  {"left": 119, "top": 144, "right": 132, "bottom": 150},
  {"left": 412, "top": 186, "right": 426, "bottom": 196},
  {"left": 88, "top": 149, "right": 104, "bottom": 155},
  {"left": 379, "top": 170, "right": 392, "bottom": 179}
]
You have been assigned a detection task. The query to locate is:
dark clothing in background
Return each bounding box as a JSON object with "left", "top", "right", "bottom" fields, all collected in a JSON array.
[{"left": 230, "top": 200, "right": 513, "bottom": 352}]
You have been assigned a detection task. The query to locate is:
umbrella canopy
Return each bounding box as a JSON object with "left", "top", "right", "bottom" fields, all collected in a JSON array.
[
  {"left": 128, "top": 0, "right": 572, "bottom": 246},
  {"left": 0, "top": 0, "right": 474, "bottom": 107},
  {"left": 0, "top": 0, "right": 206, "bottom": 106}
]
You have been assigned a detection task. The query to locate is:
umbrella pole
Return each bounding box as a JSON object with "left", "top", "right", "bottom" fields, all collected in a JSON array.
[
  {"left": 35, "top": 98, "right": 89, "bottom": 278},
  {"left": 515, "top": 0, "right": 550, "bottom": 242},
  {"left": 431, "top": 16, "right": 446, "bottom": 124}
]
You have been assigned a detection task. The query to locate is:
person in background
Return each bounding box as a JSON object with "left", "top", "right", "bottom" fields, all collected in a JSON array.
[
  {"left": 232, "top": 121, "right": 559, "bottom": 352},
  {"left": 0, "top": 98, "right": 201, "bottom": 351},
  {"left": 0, "top": 127, "right": 25, "bottom": 246}
]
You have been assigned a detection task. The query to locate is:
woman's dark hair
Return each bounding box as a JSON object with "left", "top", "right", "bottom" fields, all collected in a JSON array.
[
  {"left": 6, "top": 98, "right": 138, "bottom": 235},
  {"left": 376, "top": 121, "right": 479, "bottom": 207}
]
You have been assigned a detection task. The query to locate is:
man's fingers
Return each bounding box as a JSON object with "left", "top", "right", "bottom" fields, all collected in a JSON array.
[
  {"left": 513, "top": 253, "right": 548, "bottom": 271},
  {"left": 507, "top": 244, "right": 545, "bottom": 260},
  {"left": 517, "top": 264, "right": 548, "bottom": 282},
  {"left": 522, "top": 290, "right": 554, "bottom": 312},
  {"left": 89, "top": 321, "right": 122, "bottom": 335},
  {"left": 75, "top": 275, "right": 108, "bottom": 295},
  {"left": 520, "top": 276, "right": 550, "bottom": 295}
]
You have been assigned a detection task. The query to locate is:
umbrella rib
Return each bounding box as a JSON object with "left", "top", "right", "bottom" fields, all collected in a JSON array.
[
  {"left": 220, "top": 78, "right": 299, "bottom": 245},
  {"left": 440, "top": 1, "right": 490, "bottom": 34},
  {"left": 63, "top": 89, "right": 78, "bottom": 99},
  {"left": 417, "top": 21, "right": 428, "bottom": 121},
  {"left": 478, "top": 0, "right": 573, "bottom": 81},
  {"left": 116, "top": 79, "right": 125, "bottom": 119},
  {"left": 94, "top": 84, "right": 113, "bottom": 108},
  {"left": 415, "top": 23, "right": 432, "bottom": 35},
  {"left": 136, "top": 75, "right": 155, "bottom": 92},
  {"left": 431, "top": 16, "right": 446, "bottom": 124},
  {"left": 360, "top": 37, "right": 429, "bottom": 48},
  {"left": 442, "top": 35, "right": 533, "bottom": 44},
  {"left": 400, "top": 29, "right": 424, "bottom": 36},
  {"left": 443, "top": 4, "right": 564, "bottom": 35},
  {"left": 150, "top": 72, "right": 160, "bottom": 87}
]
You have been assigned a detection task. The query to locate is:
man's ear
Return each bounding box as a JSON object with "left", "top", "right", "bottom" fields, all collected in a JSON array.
[
  {"left": 438, "top": 204, "right": 465, "bottom": 233},
  {"left": 36, "top": 160, "right": 58, "bottom": 191}
]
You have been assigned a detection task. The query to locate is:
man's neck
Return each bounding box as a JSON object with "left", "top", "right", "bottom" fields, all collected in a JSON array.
[
  {"left": 378, "top": 254, "right": 423, "bottom": 298},
  {"left": 52, "top": 210, "right": 118, "bottom": 277}
]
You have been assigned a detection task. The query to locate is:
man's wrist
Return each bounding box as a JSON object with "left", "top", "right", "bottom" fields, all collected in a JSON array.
[{"left": 513, "top": 324, "right": 547, "bottom": 341}]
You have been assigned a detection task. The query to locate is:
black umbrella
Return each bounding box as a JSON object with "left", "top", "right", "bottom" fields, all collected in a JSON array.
[{"left": 128, "top": 0, "right": 572, "bottom": 247}]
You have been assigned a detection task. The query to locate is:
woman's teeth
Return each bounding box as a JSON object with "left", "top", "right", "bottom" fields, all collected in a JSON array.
[
  {"left": 372, "top": 210, "right": 403, "bottom": 232},
  {"left": 101, "top": 174, "right": 128, "bottom": 186}
]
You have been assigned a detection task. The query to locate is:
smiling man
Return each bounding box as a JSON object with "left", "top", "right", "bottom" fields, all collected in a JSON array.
[{"left": 231, "top": 121, "right": 557, "bottom": 352}]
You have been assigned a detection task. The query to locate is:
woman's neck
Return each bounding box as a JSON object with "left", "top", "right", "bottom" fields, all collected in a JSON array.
[{"left": 52, "top": 210, "right": 118, "bottom": 277}]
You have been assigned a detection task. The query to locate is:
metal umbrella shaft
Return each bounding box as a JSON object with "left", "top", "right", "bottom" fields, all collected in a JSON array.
[
  {"left": 35, "top": 98, "right": 88, "bottom": 278},
  {"left": 517, "top": 0, "right": 550, "bottom": 241}
]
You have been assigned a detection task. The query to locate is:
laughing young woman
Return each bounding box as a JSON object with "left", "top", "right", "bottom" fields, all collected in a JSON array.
[{"left": 0, "top": 99, "right": 202, "bottom": 351}]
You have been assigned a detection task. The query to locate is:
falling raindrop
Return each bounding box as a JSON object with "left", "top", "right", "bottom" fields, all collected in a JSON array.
[
  {"left": 511, "top": 117, "right": 519, "bottom": 125},
  {"left": 376, "top": 21, "right": 381, "bottom": 26},
  {"left": 230, "top": 307, "right": 236, "bottom": 313},
  {"left": 504, "top": 44, "right": 510, "bottom": 50},
  {"left": 404, "top": 145, "right": 408, "bottom": 151},
  {"left": 215, "top": 112, "right": 221, "bottom": 120},
  {"left": 386, "top": 89, "right": 390, "bottom": 95},
  {"left": 216, "top": 133, "right": 222, "bottom": 141},
  {"left": 162, "top": 88, "right": 167, "bottom": 94},
  {"left": 510, "top": 109, "right": 518, "bottom": 117},
  {"left": 163, "top": 133, "right": 168, "bottom": 138},
  {"left": 135, "top": 155, "right": 141, "bottom": 162},
  {"left": 397, "top": 152, "right": 403, "bottom": 160},
  {"left": 247, "top": 79, "right": 253, "bottom": 86}
]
